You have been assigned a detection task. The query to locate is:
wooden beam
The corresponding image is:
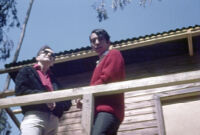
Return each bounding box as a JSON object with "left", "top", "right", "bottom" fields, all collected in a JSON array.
[
  {"left": 187, "top": 29, "right": 194, "bottom": 56},
  {"left": 0, "top": 90, "right": 20, "bottom": 129},
  {"left": 81, "top": 94, "right": 94, "bottom": 135},
  {"left": 154, "top": 95, "right": 166, "bottom": 135},
  {"left": 5, "top": 108, "right": 20, "bottom": 129},
  {"left": 0, "top": 89, "right": 15, "bottom": 98},
  {"left": 156, "top": 86, "right": 200, "bottom": 101},
  {"left": 0, "top": 70, "right": 200, "bottom": 109},
  {"left": 12, "top": 109, "right": 22, "bottom": 114}
]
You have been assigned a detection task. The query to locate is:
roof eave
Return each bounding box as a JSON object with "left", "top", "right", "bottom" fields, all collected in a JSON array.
[{"left": 1, "top": 26, "right": 200, "bottom": 74}]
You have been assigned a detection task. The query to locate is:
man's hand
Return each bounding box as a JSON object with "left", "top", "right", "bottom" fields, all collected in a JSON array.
[
  {"left": 75, "top": 98, "right": 82, "bottom": 109},
  {"left": 47, "top": 102, "right": 56, "bottom": 111}
]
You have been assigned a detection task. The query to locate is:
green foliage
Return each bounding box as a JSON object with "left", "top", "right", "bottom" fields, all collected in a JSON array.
[
  {"left": 0, "top": 110, "right": 11, "bottom": 135},
  {"left": 93, "top": 0, "right": 152, "bottom": 22},
  {"left": 0, "top": 0, "right": 20, "bottom": 61},
  {"left": 92, "top": 0, "right": 132, "bottom": 22}
]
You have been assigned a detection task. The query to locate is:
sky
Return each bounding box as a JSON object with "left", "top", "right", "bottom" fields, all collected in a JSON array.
[{"left": 0, "top": 0, "right": 200, "bottom": 134}]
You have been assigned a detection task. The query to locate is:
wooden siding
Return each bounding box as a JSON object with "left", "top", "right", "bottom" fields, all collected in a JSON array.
[
  {"left": 54, "top": 54, "right": 200, "bottom": 91},
  {"left": 126, "top": 55, "right": 200, "bottom": 81},
  {"left": 56, "top": 81, "right": 200, "bottom": 135},
  {"left": 57, "top": 71, "right": 92, "bottom": 89}
]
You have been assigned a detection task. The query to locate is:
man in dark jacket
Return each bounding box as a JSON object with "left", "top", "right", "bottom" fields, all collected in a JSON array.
[{"left": 15, "top": 45, "right": 71, "bottom": 135}]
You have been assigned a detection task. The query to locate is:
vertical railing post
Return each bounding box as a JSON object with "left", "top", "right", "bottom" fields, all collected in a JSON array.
[
  {"left": 154, "top": 95, "right": 166, "bottom": 135},
  {"left": 81, "top": 94, "right": 94, "bottom": 135}
]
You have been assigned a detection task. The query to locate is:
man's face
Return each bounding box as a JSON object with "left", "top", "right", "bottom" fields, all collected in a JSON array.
[
  {"left": 90, "top": 33, "right": 110, "bottom": 56},
  {"left": 36, "top": 48, "right": 55, "bottom": 66}
]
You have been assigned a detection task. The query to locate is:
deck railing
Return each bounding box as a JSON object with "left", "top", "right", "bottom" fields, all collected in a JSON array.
[{"left": 0, "top": 70, "right": 200, "bottom": 135}]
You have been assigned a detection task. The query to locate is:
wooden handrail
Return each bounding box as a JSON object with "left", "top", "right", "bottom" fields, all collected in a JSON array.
[{"left": 0, "top": 70, "right": 200, "bottom": 109}]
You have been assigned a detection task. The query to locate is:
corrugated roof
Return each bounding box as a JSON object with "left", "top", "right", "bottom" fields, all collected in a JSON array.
[{"left": 3, "top": 24, "right": 200, "bottom": 69}]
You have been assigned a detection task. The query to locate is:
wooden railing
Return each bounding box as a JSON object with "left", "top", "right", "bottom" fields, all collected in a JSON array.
[{"left": 1, "top": 70, "right": 200, "bottom": 135}]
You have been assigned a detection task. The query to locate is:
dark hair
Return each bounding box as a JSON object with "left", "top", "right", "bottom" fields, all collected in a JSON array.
[
  {"left": 90, "top": 29, "right": 110, "bottom": 42},
  {"left": 37, "top": 45, "right": 52, "bottom": 56}
]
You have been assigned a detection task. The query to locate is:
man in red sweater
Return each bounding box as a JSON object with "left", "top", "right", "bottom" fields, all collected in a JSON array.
[{"left": 90, "top": 29, "right": 125, "bottom": 135}]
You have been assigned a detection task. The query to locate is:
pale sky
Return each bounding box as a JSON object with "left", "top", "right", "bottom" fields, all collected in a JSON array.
[{"left": 0, "top": 0, "right": 200, "bottom": 134}]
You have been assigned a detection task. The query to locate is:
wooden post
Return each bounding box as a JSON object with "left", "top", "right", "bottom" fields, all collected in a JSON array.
[
  {"left": 5, "top": 108, "right": 20, "bottom": 128},
  {"left": 187, "top": 29, "right": 194, "bottom": 56},
  {"left": 154, "top": 95, "right": 166, "bottom": 135},
  {"left": 81, "top": 94, "right": 94, "bottom": 135},
  {"left": 4, "top": 0, "right": 34, "bottom": 90}
]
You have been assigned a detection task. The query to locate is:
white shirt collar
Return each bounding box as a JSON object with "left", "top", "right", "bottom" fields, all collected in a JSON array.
[{"left": 96, "top": 50, "right": 109, "bottom": 65}]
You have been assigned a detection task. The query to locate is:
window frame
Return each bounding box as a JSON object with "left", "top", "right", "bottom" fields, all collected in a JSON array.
[{"left": 154, "top": 86, "right": 200, "bottom": 135}]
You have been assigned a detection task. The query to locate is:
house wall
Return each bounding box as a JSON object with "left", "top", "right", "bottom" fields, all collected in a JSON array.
[
  {"left": 55, "top": 54, "right": 200, "bottom": 135},
  {"left": 57, "top": 71, "right": 92, "bottom": 89},
  {"left": 57, "top": 54, "right": 200, "bottom": 89}
]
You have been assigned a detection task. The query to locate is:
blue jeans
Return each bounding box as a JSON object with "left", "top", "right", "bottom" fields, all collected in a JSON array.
[
  {"left": 91, "top": 112, "right": 120, "bottom": 135},
  {"left": 20, "top": 111, "right": 59, "bottom": 135}
]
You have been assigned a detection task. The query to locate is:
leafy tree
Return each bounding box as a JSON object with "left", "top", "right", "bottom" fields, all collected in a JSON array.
[
  {"left": 0, "top": 0, "right": 20, "bottom": 61},
  {"left": 93, "top": 0, "right": 151, "bottom": 22},
  {"left": 0, "top": 109, "right": 11, "bottom": 135},
  {"left": 0, "top": 1, "right": 21, "bottom": 134}
]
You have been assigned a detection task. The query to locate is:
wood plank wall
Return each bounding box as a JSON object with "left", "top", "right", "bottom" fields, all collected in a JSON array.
[
  {"left": 56, "top": 82, "right": 200, "bottom": 135},
  {"left": 58, "top": 105, "right": 83, "bottom": 134},
  {"left": 57, "top": 55, "right": 200, "bottom": 89}
]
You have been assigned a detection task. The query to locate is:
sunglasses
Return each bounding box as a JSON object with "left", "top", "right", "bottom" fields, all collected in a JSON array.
[{"left": 40, "top": 50, "right": 55, "bottom": 58}]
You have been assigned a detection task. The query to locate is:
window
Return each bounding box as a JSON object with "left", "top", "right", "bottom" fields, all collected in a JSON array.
[{"left": 155, "top": 86, "right": 200, "bottom": 135}]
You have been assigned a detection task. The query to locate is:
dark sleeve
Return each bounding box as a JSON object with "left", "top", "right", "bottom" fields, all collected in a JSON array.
[
  {"left": 15, "top": 67, "right": 43, "bottom": 96},
  {"left": 53, "top": 99, "right": 72, "bottom": 118},
  {"left": 93, "top": 50, "right": 125, "bottom": 85},
  {"left": 52, "top": 78, "right": 72, "bottom": 111},
  {"left": 56, "top": 100, "right": 72, "bottom": 111}
]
